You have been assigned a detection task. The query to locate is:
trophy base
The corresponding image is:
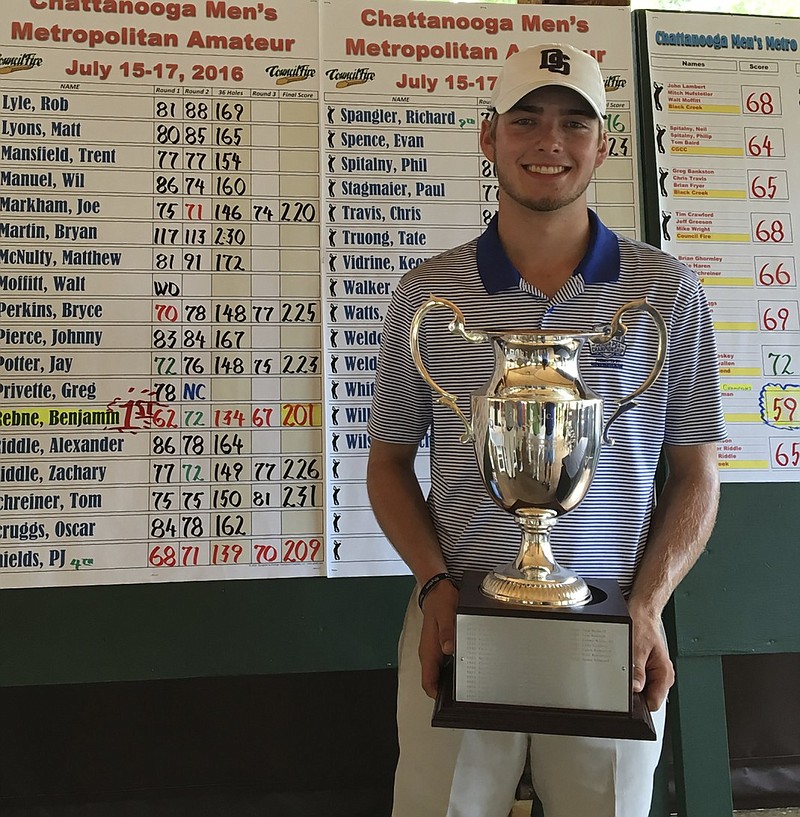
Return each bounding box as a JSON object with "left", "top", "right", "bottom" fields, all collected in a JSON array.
[
  {"left": 433, "top": 660, "right": 656, "bottom": 740},
  {"left": 481, "top": 565, "right": 591, "bottom": 607},
  {"left": 432, "top": 570, "right": 656, "bottom": 741}
]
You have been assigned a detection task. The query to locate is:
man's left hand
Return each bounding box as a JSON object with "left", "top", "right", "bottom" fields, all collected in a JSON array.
[{"left": 630, "top": 607, "right": 674, "bottom": 711}]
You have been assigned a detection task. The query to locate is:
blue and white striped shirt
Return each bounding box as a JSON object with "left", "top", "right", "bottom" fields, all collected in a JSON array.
[{"left": 368, "top": 213, "right": 726, "bottom": 591}]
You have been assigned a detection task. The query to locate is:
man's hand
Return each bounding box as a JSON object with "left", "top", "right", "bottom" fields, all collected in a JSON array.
[
  {"left": 630, "top": 605, "right": 674, "bottom": 711},
  {"left": 418, "top": 579, "right": 459, "bottom": 698}
]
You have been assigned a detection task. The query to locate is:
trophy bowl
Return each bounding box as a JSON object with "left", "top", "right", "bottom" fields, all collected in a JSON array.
[{"left": 472, "top": 393, "right": 601, "bottom": 606}]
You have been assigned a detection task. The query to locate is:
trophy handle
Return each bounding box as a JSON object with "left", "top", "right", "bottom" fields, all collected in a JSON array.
[
  {"left": 599, "top": 298, "right": 668, "bottom": 444},
  {"left": 410, "top": 295, "right": 487, "bottom": 442}
]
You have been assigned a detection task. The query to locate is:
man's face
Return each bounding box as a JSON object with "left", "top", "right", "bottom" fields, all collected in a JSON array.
[{"left": 480, "top": 85, "right": 608, "bottom": 215}]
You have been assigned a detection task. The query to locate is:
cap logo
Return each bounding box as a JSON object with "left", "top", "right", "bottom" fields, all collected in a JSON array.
[{"left": 539, "top": 48, "right": 570, "bottom": 76}]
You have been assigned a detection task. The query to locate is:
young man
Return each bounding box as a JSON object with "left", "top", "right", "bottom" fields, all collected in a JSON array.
[{"left": 367, "top": 44, "right": 725, "bottom": 817}]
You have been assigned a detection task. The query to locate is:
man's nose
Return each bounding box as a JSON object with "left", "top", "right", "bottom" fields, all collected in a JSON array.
[{"left": 533, "top": 121, "right": 562, "bottom": 151}]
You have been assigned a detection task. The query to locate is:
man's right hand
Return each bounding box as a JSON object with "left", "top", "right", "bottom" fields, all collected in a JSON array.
[{"left": 418, "top": 579, "right": 459, "bottom": 698}]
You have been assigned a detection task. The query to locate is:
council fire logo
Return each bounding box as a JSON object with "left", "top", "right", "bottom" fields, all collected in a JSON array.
[
  {"left": 265, "top": 63, "right": 315, "bottom": 87},
  {"left": 325, "top": 67, "right": 376, "bottom": 89},
  {"left": 0, "top": 52, "right": 43, "bottom": 76},
  {"left": 604, "top": 74, "right": 627, "bottom": 93}
]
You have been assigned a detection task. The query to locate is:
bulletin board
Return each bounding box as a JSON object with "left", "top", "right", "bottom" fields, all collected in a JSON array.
[
  {"left": 637, "top": 10, "right": 800, "bottom": 481},
  {"left": 0, "top": 0, "right": 642, "bottom": 588}
]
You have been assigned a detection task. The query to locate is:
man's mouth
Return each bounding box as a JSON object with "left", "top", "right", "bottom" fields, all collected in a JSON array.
[{"left": 524, "top": 164, "right": 567, "bottom": 175}]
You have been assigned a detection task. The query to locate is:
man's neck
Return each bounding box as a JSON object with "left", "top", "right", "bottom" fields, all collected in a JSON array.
[{"left": 496, "top": 199, "right": 592, "bottom": 298}]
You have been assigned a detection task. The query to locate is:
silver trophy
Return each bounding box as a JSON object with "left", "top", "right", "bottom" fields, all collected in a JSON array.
[{"left": 410, "top": 295, "right": 667, "bottom": 608}]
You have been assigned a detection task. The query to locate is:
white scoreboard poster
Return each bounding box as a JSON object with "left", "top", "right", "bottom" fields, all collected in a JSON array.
[
  {"left": 0, "top": 0, "right": 642, "bottom": 588},
  {"left": 639, "top": 12, "right": 800, "bottom": 482},
  {"left": 320, "top": 1, "right": 641, "bottom": 577},
  {"left": 0, "top": 0, "right": 326, "bottom": 586}
]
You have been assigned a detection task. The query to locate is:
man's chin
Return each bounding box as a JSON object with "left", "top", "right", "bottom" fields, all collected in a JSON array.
[
  {"left": 520, "top": 187, "right": 589, "bottom": 214},
  {"left": 526, "top": 199, "right": 565, "bottom": 213},
  {"left": 516, "top": 196, "right": 578, "bottom": 213}
]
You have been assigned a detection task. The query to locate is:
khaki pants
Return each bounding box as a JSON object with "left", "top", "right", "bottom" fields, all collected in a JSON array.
[
  {"left": 393, "top": 590, "right": 667, "bottom": 817},
  {"left": 392, "top": 591, "right": 464, "bottom": 817}
]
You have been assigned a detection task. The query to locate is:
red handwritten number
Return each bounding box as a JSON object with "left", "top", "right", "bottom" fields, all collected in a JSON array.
[
  {"left": 281, "top": 403, "right": 317, "bottom": 427},
  {"left": 211, "top": 543, "right": 244, "bottom": 564},
  {"left": 251, "top": 407, "right": 272, "bottom": 427},
  {"left": 746, "top": 92, "right": 774, "bottom": 115},
  {"left": 772, "top": 397, "right": 798, "bottom": 423},
  {"left": 152, "top": 407, "right": 178, "bottom": 428},
  {"left": 762, "top": 307, "right": 790, "bottom": 331},
  {"left": 747, "top": 134, "right": 773, "bottom": 156},
  {"left": 758, "top": 262, "right": 791, "bottom": 286},
  {"left": 154, "top": 303, "right": 179, "bottom": 322},
  {"left": 254, "top": 544, "right": 278, "bottom": 563},
  {"left": 214, "top": 409, "right": 246, "bottom": 427},
  {"left": 774, "top": 442, "right": 800, "bottom": 467},
  {"left": 283, "top": 538, "right": 322, "bottom": 563},
  {"left": 149, "top": 545, "right": 177, "bottom": 567},
  {"left": 181, "top": 545, "right": 199, "bottom": 566},
  {"left": 755, "top": 220, "right": 785, "bottom": 243},
  {"left": 750, "top": 176, "right": 777, "bottom": 199}
]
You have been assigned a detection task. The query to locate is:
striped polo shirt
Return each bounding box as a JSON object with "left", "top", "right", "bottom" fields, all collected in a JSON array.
[{"left": 368, "top": 212, "right": 726, "bottom": 590}]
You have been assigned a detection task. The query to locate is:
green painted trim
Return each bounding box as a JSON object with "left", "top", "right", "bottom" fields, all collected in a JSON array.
[
  {"left": 0, "top": 576, "right": 415, "bottom": 686},
  {"left": 670, "top": 655, "right": 733, "bottom": 817}
]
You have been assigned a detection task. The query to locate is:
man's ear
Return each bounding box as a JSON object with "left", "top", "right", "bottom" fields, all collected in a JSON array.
[
  {"left": 479, "top": 117, "right": 496, "bottom": 164},
  {"left": 595, "top": 125, "right": 609, "bottom": 169}
]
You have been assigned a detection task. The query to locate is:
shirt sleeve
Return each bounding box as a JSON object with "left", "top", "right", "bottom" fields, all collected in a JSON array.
[
  {"left": 663, "top": 271, "right": 727, "bottom": 445},
  {"left": 367, "top": 282, "right": 432, "bottom": 445}
]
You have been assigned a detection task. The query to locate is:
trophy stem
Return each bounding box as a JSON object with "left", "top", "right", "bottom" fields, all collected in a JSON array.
[
  {"left": 480, "top": 510, "right": 591, "bottom": 607},
  {"left": 514, "top": 509, "right": 559, "bottom": 577}
]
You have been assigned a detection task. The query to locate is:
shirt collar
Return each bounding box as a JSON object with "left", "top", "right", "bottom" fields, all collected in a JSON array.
[{"left": 476, "top": 210, "right": 620, "bottom": 294}]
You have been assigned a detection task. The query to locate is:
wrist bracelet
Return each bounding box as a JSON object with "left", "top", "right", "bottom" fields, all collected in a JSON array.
[{"left": 418, "top": 572, "right": 457, "bottom": 611}]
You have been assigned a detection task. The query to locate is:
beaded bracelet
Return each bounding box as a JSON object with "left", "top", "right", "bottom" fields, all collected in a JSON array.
[{"left": 417, "top": 572, "right": 458, "bottom": 611}]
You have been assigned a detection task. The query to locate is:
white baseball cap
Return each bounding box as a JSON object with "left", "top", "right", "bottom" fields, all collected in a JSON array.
[{"left": 491, "top": 43, "right": 606, "bottom": 119}]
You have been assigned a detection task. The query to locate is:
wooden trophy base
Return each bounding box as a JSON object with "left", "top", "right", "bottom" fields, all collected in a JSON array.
[{"left": 432, "top": 570, "right": 656, "bottom": 741}]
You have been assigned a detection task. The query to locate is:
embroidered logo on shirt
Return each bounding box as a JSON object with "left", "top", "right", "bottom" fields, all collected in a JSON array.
[{"left": 587, "top": 323, "right": 626, "bottom": 369}]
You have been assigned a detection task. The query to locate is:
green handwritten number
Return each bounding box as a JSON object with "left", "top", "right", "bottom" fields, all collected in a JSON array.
[{"left": 767, "top": 352, "right": 793, "bottom": 375}]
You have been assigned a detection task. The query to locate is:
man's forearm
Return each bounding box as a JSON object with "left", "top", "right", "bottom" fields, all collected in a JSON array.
[
  {"left": 628, "top": 442, "right": 720, "bottom": 617},
  {"left": 368, "top": 440, "right": 459, "bottom": 695},
  {"left": 366, "top": 441, "right": 447, "bottom": 585}
]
